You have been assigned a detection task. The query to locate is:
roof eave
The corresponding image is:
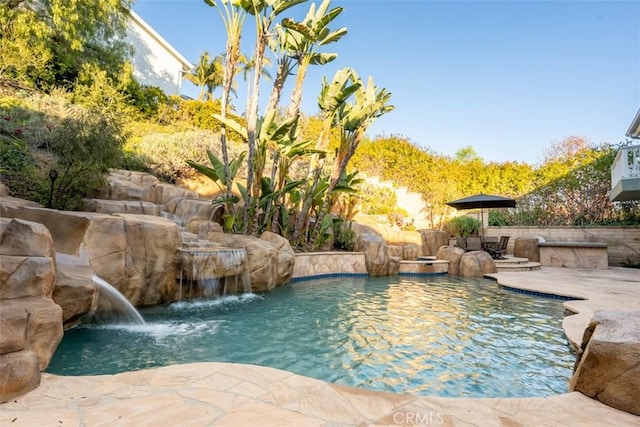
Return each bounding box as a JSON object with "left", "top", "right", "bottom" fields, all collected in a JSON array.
[
  {"left": 625, "top": 108, "right": 640, "bottom": 139},
  {"left": 129, "top": 10, "right": 194, "bottom": 71}
]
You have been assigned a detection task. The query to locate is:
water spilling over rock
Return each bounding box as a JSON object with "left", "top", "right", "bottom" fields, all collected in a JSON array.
[
  {"left": 177, "top": 248, "right": 251, "bottom": 300},
  {"left": 91, "top": 276, "right": 145, "bottom": 325}
]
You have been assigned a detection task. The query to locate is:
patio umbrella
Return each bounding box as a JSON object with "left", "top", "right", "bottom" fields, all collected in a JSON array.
[{"left": 446, "top": 193, "right": 516, "bottom": 235}]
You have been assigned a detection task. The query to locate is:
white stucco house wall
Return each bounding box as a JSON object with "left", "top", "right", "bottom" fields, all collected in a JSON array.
[{"left": 125, "top": 11, "right": 193, "bottom": 96}]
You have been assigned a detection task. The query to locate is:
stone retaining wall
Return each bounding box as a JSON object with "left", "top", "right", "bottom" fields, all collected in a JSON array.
[
  {"left": 485, "top": 226, "right": 640, "bottom": 267},
  {"left": 292, "top": 252, "right": 368, "bottom": 279}
]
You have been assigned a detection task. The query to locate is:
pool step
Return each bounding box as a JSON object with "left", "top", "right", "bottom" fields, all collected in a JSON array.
[
  {"left": 399, "top": 259, "right": 448, "bottom": 275},
  {"left": 495, "top": 256, "right": 541, "bottom": 272},
  {"left": 415, "top": 255, "right": 540, "bottom": 272}
]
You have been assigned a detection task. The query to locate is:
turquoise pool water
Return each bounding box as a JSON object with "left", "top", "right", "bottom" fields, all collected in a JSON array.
[{"left": 47, "top": 276, "right": 575, "bottom": 398}]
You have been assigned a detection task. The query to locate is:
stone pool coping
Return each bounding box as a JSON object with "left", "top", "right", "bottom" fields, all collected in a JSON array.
[{"left": 2, "top": 267, "right": 640, "bottom": 426}]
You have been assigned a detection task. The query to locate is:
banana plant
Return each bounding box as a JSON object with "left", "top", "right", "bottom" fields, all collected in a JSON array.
[
  {"left": 208, "top": 109, "right": 302, "bottom": 232},
  {"left": 186, "top": 150, "right": 247, "bottom": 232},
  {"left": 281, "top": 0, "right": 347, "bottom": 120},
  {"left": 292, "top": 67, "right": 359, "bottom": 243},
  {"left": 235, "top": 0, "right": 308, "bottom": 234},
  {"left": 310, "top": 70, "right": 394, "bottom": 243}
]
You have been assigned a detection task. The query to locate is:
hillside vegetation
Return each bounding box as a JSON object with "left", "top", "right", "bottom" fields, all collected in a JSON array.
[{"left": 1, "top": 0, "right": 638, "bottom": 246}]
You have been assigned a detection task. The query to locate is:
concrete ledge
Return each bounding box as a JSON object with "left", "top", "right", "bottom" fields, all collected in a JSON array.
[
  {"left": 292, "top": 252, "right": 367, "bottom": 279},
  {"left": 538, "top": 242, "right": 607, "bottom": 248},
  {"left": 399, "top": 260, "right": 448, "bottom": 275}
]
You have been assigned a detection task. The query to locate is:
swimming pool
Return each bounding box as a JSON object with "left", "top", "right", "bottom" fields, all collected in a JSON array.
[{"left": 47, "top": 275, "right": 575, "bottom": 398}]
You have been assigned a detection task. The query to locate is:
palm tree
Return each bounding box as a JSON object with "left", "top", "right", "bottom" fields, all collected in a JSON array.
[
  {"left": 237, "top": 52, "right": 272, "bottom": 115},
  {"left": 203, "top": 0, "right": 246, "bottom": 197},
  {"left": 183, "top": 51, "right": 224, "bottom": 100},
  {"left": 238, "top": 0, "right": 307, "bottom": 234}
]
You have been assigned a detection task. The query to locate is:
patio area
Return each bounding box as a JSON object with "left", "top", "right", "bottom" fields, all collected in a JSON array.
[{"left": 1, "top": 267, "right": 639, "bottom": 426}]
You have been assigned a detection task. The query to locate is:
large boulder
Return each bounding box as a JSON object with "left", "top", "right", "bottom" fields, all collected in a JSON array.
[
  {"left": 166, "top": 198, "right": 221, "bottom": 226},
  {"left": 83, "top": 199, "right": 161, "bottom": 216},
  {"left": 420, "top": 230, "right": 449, "bottom": 257},
  {"left": 147, "top": 183, "right": 199, "bottom": 206},
  {"left": 387, "top": 245, "right": 403, "bottom": 259},
  {"left": 0, "top": 182, "right": 9, "bottom": 196},
  {"left": 185, "top": 220, "right": 223, "bottom": 236},
  {"left": 0, "top": 298, "right": 62, "bottom": 371},
  {"left": 354, "top": 232, "right": 390, "bottom": 276},
  {"left": 513, "top": 237, "right": 540, "bottom": 262},
  {"left": 0, "top": 351, "right": 41, "bottom": 403},
  {"left": 570, "top": 310, "right": 640, "bottom": 416},
  {"left": 0, "top": 218, "right": 55, "bottom": 257},
  {"left": 459, "top": 251, "right": 496, "bottom": 277},
  {"left": 79, "top": 213, "right": 182, "bottom": 305},
  {"left": 0, "top": 206, "right": 90, "bottom": 255},
  {"left": 402, "top": 243, "right": 421, "bottom": 260},
  {"left": 110, "top": 169, "right": 160, "bottom": 188},
  {"left": 0, "top": 218, "right": 64, "bottom": 402},
  {"left": 260, "top": 231, "right": 295, "bottom": 286},
  {"left": 0, "top": 255, "right": 56, "bottom": 299},
  {"left": 207, "top": 232, "right": 283, "bottom": 293},
  {"left": 436, "top": 245, "right": 465, "bottom": 276},
  {"left": 96, "top": 174, "right": 149, "bottom": 201}
]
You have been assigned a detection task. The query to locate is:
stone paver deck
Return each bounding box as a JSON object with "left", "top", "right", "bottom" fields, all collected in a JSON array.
[{"left": 2, "top": 267, "right": 640, "bottom": 426}]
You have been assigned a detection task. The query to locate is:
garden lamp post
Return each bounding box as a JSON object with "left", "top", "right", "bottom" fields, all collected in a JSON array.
[{"left": 48, "top": 169, "right": 58, "bottom": 209}]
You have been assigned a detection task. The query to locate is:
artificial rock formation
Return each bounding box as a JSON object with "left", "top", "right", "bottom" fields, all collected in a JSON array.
[
  {"left": 79, "top": 213, "right": 182, "bottom": 305},
  {"left": 206, "top": 231, "right": 294, "bottom": 292},
  {"left": 260, "top": 231, "right": 296, "bottom": 287},
  {"left": 513, "top": 237, "right": 540, "bottom": 262},
  {"left": 83, "top": 199, "right": 161, "bottom": 216},
  {"left": 54, "top": 252, "right": 97, "bottom": 329},
  {"left": 459, "top": 251, "right": 497, "bottom": 277},
  {"left": 402, "top": 243, "right": 421, "bottom": 260},
  {"left": 0, "top": 219, "right": 63, "bottom": 402},
  {"left": 420, "top": 230, "right": 449, "bottom": 257},
  {"left": 436, "top": 245, "right": 465, "bottom": 276},
  {"left": 351, "top": 222, "right": 391, "bottom": 276},
  {"left": 570, "top": 310, "right": 640, "bottom": 416}
]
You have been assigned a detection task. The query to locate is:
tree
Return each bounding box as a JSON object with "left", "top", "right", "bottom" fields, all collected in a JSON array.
[
  {"left": 1, "top": 0, "right": 133, "bottom": 88},
  {"left": 203, "top": 0, "right": 247, "bottom": 201},
  {"left": 310, "top": 69, "right": 393, "bottom": 243},
  {"left": 237, "top": 0, "right": 307, "bottom": 234},
  {"left": 183, "top": 51, "right": 224, "bottom": 100},
  {"left": 280, "top": 0, "right": 346, "bottom": 120}
]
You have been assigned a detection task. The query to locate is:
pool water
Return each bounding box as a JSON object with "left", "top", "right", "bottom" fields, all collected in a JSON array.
[{"left": 47, "top": 276, "right": 575, "bottom": 398}]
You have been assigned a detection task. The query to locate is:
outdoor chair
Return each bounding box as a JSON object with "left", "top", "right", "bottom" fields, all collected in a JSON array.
[
  {"left": 494, "top": 236, "right": 510, "bottom": 259},
  {"left": 466, "top": 236, "right": 483, "bottom": 251}
]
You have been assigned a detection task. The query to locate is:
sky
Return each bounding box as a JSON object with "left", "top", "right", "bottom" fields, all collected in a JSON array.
[{"left": 133, "top": 0, "right": 640, "bottom": 165}]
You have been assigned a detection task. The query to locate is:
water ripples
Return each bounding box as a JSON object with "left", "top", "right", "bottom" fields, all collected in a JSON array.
[{"left": 48, "top": 276, "right": 574, "bottom": 397}]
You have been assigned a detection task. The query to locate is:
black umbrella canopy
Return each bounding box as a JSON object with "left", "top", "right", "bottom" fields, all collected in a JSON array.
[{"left": 446, "top": 193, "right": 516, "bottom": 210}]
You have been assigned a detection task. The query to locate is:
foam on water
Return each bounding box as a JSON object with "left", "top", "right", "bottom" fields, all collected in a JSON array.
[
  {"left": 170, "top": 293, "right": 262, "bottom": 310},
  {"left": 88, "top": 320, "right": 224, "bottom": 340}
]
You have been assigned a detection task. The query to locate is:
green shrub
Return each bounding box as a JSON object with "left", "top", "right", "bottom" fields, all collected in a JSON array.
[
  {"left": 334, "top": 220, "right": 356, "bottom": 251},
  {"left": 446, "top": 215, "right": 481, "bottom": 237},
  {"left": 132, "top": 130, "right": 247, "bottom": 183},
  {"left": 47, "top": 111, "right": 126, "bottom": 210},
  {"left": 0, "top": 136, "right": 48, "bottom": 204}
]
